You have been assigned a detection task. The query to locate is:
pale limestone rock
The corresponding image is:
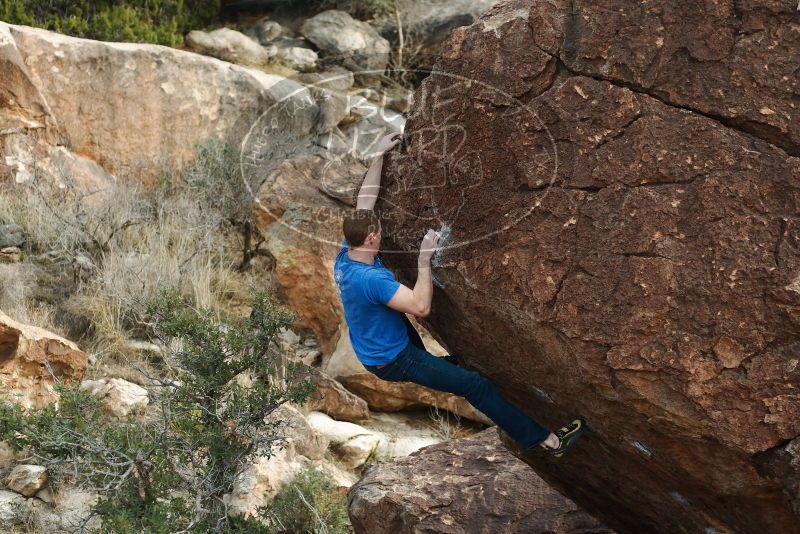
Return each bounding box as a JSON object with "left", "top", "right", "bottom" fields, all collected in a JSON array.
[
  {"left": 306, "top": 411, "right": 382, "bottom": 468},
  {"left": 228, "top": 447, "right": 311, "bottom": 519},
  {"left": 300, "top": 10, "right": 390, "bottom": 72},
  {"left": 79, "top": 378, "right": 149, "bottom": 418},
  {"left": 313, "top": 460, "right": 358, "bottom": 489},
  {"left": 0, "top": 490, "right": 28, "bottom": 526},
  {"left": 276, "top": 46, "right": 318, "bottom": 72},
  {"left": 4, "top": 464, "right": 48, "bottom": 497},
  {"left": 185, "top": 27, "right": 274, "bottom": 67},
  {"left": 227, "top": 403, "right": 330, "bottom": 518},
  {"left": 266, "top": 403, "right": 329, "bottom": 461},
  {"left": 251, "top": 19, "right": 289, "bottom": 45},
  {"left": 1, "top": 21, "right": 319, "bottom": 186}
]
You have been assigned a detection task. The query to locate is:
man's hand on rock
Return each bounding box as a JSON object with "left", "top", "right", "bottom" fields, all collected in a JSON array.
[{"left": 418, "top": 229, "right": 441, "bottom": 265}]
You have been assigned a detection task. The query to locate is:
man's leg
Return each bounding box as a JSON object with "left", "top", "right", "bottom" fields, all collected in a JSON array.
[
  {"left": 398, "top": 342, "right": 551, "bottom": 449},
  {"left": 402, "top": 314, "right": 461, "bottom": 366}
]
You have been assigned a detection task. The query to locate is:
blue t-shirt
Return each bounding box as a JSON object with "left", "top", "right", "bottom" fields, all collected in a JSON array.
[{"left": 334, "top": 238, "right": 409, "bottom": 365}]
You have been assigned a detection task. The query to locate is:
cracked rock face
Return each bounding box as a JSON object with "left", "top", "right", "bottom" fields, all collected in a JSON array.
[{"left": 378, "top": 1, "right": 800, "bottom": 532}]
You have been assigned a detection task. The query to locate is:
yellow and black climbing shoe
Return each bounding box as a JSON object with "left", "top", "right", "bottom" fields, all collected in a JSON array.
[{"left": 547, "top": 417, "right": 586, "bottom": 458}]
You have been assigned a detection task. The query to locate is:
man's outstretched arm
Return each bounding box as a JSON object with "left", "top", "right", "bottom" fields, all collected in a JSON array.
[
  {"left": 356, "top": 132, "right": 402, "bottom": 211},
  {"left": 386, "top": 229, "right": 440, "bottom": 317}
]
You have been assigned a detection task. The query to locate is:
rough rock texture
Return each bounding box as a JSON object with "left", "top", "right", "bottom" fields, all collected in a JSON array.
[
  {"left": 228, "top": 402, "right": 331, "bottom": 518},
  {"left": 0, "top": 311, "right": 87, "bottom": 409},
  {"left": 300, "top": 10, "right": 391, "bottom": 72},
  {"left": 306, "top": 411, "right": 383, "bottom": 469},
  {"left": 300, "top": 366, "right": 371, "bottom": 422},
  {"left": 185, "top": 27, "right": 275, "bottom": 67},
  {"left": 3, "top": 464, "right": 48, "bottom": 498},
  {"left": 325, "top": 323, "right": 492, "bottom": 426},
  {"left": 79, "top": 378, "right": 149, "bottom": 418},
  {"left": 254, "top": 152, "right": 362, "bottom": 355},
  {"left": 0, "top": 21, "right": 320, "bottom": 185},
  {"left": 0, "top": 490, "right": 27, "bottom": 527},
  {"left": 348, "top": 427, "right": 611, "bottom": 534},
  {"left": 379, "top": 1, "right": 800, "bottom": 533}
]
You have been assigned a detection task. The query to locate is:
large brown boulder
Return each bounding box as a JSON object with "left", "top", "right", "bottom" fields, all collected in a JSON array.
[
  {"left": 347, "top": 426, "right": 612, "bottom": 534},
  {"left": 378, "top": 1, "right": 800, "bottom": 533},
  {"left": 0, "top": 311, "right": 87, "bottom": 409}
]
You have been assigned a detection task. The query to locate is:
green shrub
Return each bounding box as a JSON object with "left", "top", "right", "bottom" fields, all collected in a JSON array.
[
  {"left": 0, "top": 0, "right": 220, "bottom": 46},
  {"left": 0, "top": 289, "right": 315, "bottom": 532},
  {"left": 264, "top": 466, "right": 352, "bottom": 533}
]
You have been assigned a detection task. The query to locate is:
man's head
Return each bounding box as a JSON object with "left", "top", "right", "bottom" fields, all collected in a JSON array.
[{"left": 343, "top": 209, "right": 381, "bottom": 250}]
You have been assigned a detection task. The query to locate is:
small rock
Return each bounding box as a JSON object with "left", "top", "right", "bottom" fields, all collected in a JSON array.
[
  {"left": 335, "top": 434, "right": 381, "bottom": 469},
  {"left": 306, "top": 411, "right": 382, "bottom": 468},
  {"left": 303, "top": 338, "right": 318, "bottom": 347},
  {"left": 352, "top": 88, "right": 381, "bottom": 103},
  {"left": 297, "top": 348, "right": 322, "bottom": 366},
  {"left": 276, "top": 46, "right": 318, "bottom": 72},
  {"left": 4, "top": 465, "right": 48, "bottom": 497},
  {"left": 277, "top": 327, "right": 301, "bottom": 350},
  {"left": 0, "top": 247, "right": 21, "bottom": 263},
  {"left": 35, "top": 486, "right": 54, "bottom": 504},
  {"left": 79, "top": 378, "right": 149, "bottom": 418},
  {"left": 0, "top": 224, "right": 25, "bottom": 249},
  {"left": 301, "top": 367, "right": 370, "bottom": 421},
  {"left": 185, "top": 28, "right": 274, "bottom": 67},
  {"left": 251, "top": 18, "right": 289, "bottom": 45},
  {"left": 0, "top": 311, "right": 87, "bottom": 410},
  {"left": 300, "top": 10, "right": 391, "bottom": 72}
]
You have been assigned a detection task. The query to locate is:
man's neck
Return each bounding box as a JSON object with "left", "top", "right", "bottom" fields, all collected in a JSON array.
[{"left": 347, "top": 247, "right": 377, "bottom": 265}]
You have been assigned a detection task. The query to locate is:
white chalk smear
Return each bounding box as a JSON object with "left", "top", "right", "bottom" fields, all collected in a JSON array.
[{"left": 431, "top": 223, "right": 452, "bottom": 268}]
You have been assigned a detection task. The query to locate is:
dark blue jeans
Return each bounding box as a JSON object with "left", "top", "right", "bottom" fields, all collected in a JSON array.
[{"left": 363, "top": 340, "right": 551, "bottom": 449}]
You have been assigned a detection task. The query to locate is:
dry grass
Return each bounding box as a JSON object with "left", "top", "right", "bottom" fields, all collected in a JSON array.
[
  {"left": 0, "top": 262, "right": 63, "bottom": 335},
  {"left": 0, "top": 142, "right": 273, "bottom": 373},
  {"left": 426, "top": 405, "right": 474, "bottom": 441}
]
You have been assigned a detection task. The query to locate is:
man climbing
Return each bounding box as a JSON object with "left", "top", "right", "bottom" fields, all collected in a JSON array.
[{"left": 333, "top": 132, "right": 586, "bottom": 457}]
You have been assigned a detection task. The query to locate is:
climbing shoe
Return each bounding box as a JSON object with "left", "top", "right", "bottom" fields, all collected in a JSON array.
[{"left": 546, "top": 417, "right": 586, "bottom": 458}]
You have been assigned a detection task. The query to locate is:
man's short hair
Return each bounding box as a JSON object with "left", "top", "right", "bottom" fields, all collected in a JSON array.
[{"left": 343, "top": 209, "right": 381, "bottom": 247}]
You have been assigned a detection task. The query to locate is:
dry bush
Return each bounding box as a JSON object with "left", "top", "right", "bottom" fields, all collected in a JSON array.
[
  {"left": 0, "top": 262, "right": 62, "bottom": 335},
  {"left": 0, "top": 141, "right": 273, "bottom": 372},
  {"left": 426, "top": 405, "right": 473, "bottom": 441}
]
